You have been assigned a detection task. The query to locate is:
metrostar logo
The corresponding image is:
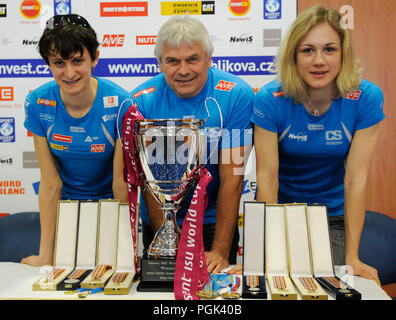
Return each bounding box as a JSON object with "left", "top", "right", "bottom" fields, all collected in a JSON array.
[
  {"left": 37, "top": 98, "right": 56, "bottom": 107},
  {"left": 52, "top": 133, "right": 72, "bottom": 143},
  {"left": 100, "top": 1, "right": 148, "bottom": 17},
  {"left": 133, "top": 86, "right": 155, "bottom": 98}
]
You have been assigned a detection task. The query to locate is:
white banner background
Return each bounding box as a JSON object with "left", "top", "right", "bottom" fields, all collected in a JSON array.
[{"left": 0, "top": 0, "right": 297, "bottom": 260}]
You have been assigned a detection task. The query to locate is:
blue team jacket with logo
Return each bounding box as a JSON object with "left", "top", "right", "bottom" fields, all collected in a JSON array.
[
  {"left": 251, "top": 79, "right": 385, "bottom": 216},
  {"left": 24, "top": 77, "right": 133, "bottom": 200}
]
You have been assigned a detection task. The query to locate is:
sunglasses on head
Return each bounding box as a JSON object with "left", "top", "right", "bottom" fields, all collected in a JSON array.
[{"left": 45, "top": 14, "right": 93, "bottom": 31}]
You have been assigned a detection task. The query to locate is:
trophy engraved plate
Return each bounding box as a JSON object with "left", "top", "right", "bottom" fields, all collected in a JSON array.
[
  {"left": 134, "top": 119, "right": 206, "bottom": 292},
  {"left": 141, "top": 259, "right": 177, "bottom": 282}
]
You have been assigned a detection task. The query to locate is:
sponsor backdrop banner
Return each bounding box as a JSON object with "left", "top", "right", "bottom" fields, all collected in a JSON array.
[{"left": 0, "top": 0, "right": 296, "bottom": 259}]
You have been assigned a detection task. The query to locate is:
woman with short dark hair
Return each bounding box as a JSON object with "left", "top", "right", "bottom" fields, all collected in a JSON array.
[{"left": 21, "top": 14, "right": 131, "bottom": 266}]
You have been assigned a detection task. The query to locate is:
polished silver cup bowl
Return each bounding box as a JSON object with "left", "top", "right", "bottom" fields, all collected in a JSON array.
[{"left": 134, "top": 119, "right": 206, "bottom": 258}]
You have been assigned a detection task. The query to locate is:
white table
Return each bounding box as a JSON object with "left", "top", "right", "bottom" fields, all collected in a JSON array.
[{"left": 0, "top": 263, "right": 390, "bottom": 300}]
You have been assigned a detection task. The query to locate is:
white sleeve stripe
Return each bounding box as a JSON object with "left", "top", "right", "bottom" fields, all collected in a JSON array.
[
  {"left": 341, "top": 121, "right": 352, "bottom": 143},
  {"left": 279, "top": 124, "right": 291, "bottom": 143},
  {"left": 101, "top": 123, "right": 115, "bottom": 147}
]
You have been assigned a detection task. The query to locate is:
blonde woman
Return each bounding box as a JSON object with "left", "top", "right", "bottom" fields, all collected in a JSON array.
[{"left": 232, "top": 6, "right": 384, "bottom": 282}]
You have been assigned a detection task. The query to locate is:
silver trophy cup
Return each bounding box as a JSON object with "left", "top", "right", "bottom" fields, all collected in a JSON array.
[{"left": 134, "top": 119, "right": 206, "bottom": 259}]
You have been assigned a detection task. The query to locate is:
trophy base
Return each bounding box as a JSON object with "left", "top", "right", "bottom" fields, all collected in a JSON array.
[
  {"left": 137, "top": 252, "right": 176, "bottom": 292},
  {"left": 137, "top": 279, "right": 174, "bottom": 292}
]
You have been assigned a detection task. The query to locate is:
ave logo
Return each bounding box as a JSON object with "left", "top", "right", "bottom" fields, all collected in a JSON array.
[
  {"left": 215, "top": 80, "right": 236, "bottom": 91},
  {"left": 91, "top": 144, "right": 105, "bottom": 153},
  {"left": 344, "top": 90, "right": 361, "bottom": 100},
  {"left": 102, "top": 34, "right": 125, "bottom": 47}
]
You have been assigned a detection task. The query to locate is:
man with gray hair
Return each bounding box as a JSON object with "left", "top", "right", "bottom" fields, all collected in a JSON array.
[{"left": 131, "top": 16, "right": 254, "bottom": 273}]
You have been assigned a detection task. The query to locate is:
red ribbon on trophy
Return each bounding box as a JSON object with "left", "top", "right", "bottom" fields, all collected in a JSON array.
[
  {"left": 121, "top": 103, "right": 211, "bottom": 300},
  {"left": 174, "top": 168, "right": 212, "bottom": 300},
  {"left": 121, "top": 103, "right": 144, "bottom": 272}
]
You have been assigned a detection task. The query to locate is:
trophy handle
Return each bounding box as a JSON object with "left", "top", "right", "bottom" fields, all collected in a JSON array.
[{"left": 203, "top": 97, "right": 222, "bottom": 127}]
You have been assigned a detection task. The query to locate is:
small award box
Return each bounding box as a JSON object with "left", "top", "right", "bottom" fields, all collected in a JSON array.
[
  {"left": 265, "top": 204, "right": 297, "bottom": 300},
  {"left": 81, "top": 200, "right": 119, "bottom": 289},
  {"left": 242, "top": 201, "right": 267, "bottom": 299},
  {"left": 58, "top": 201, "right": 99, "bottom": 291},
  {"left": 306, "top": 205, "right": 361, "bottom": 300},
  {"left": 284, "top": 204, "right": 327, "bottom": 300},
  {"left": 104, "top": 203, "right": 138, "bottom": 295},
  {"left": 33, "top": 200, "right": 79, "bottom": 291}
]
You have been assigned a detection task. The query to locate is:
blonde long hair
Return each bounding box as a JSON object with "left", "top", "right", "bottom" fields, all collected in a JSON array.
[{"left": 276, "top": 5, "right": 362, "bottom": 103}]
